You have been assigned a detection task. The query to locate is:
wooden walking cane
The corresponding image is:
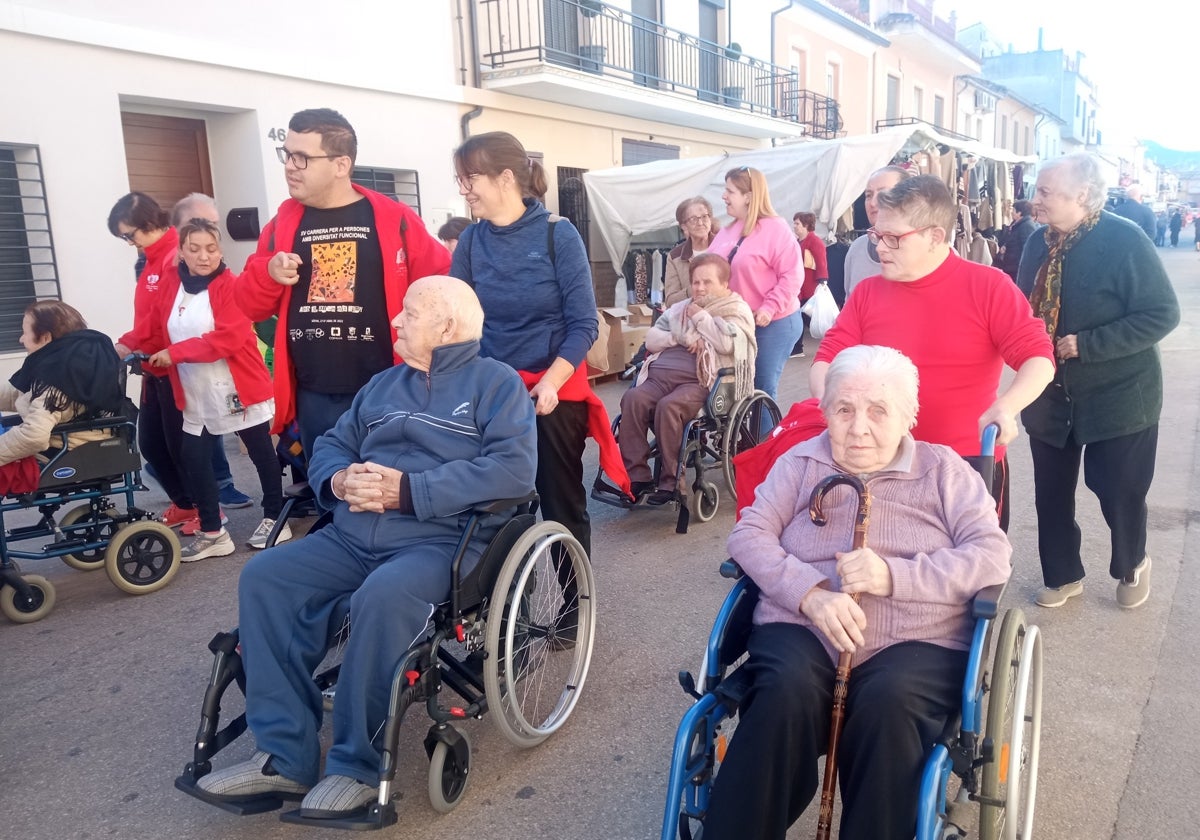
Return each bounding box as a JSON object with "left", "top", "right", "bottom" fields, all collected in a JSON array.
[{"left": 808, "top": 473, "right": 872, "bottom": 840}]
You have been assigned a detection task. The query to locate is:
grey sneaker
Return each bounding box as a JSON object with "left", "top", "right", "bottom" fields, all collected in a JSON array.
[
  {"left": 247, "top": 518, "right": 292, "bottom": 549},
  {"left": 1034, "top": 579, "right": 1083, "bottom": 608},
  {"left": 196, "top": 750, "right": 310, "bottom": 799},
  {"left": 1117, "top": 556, "right": 1151, "bottom": 609},
  {"left": 180, "top": 529, "right": 235, "bottom": 562},
  {"left": 299, "top": 774, "right": 377, "bottom": 817}
]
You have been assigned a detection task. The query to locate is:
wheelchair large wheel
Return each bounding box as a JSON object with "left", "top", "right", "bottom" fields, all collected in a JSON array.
[
  {"left": 1, "top": 575, "right": 57, "bottom": 624},
  {"left": 59, "top": 504, "right": 121, "bottom": 571},
  {"left": 104, "top": 521, "right": 181, "bottom": 595},
  {"left": 721, "top": 391, "right": 781, "bottom": 498},
  {"left": 427, "top": 734, "right": 471, "bottom": 813},
  {"left": 980, "top": 609, "right": 1044, "bottom": 840},
  {"left": 483, "top": 522, "right": 596, "bottom": 748}
]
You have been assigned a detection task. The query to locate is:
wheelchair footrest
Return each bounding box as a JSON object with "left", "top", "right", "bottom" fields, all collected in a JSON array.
[
  {"left": 279, "top": 800, "right": 397, "bottom": 831},
  {"left": 173, "top": 773, "right": 298, "bottom": 816}
]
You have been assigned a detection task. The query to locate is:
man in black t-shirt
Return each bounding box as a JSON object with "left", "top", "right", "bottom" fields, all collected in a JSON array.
[{"left": 236, "top": 109, "right": 451, "bottom": 461}]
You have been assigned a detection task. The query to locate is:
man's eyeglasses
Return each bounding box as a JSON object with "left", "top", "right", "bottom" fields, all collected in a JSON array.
[
  {"left": 454, "top": 173, "right": 484, "bottom": 190},
  {"left": 117, "top": 230, "right": 138, "bottom": 243},
  {"left": 276, "top": 147, "right": 341, "bottom": 169},
  {"left": 867, "top": 226, "right": 935, "bottom": 249},
  {"left": 683, "top": 214, "right": 711, "bottom": 226}
]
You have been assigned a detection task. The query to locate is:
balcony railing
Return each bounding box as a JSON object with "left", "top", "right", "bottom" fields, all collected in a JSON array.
[{"left": 476, "top": 0, "right": 841, "bottom": 135}]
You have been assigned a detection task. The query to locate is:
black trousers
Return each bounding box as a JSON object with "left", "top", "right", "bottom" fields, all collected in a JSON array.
[
  {"left": 138, "top": 376, "right": 192, "bottom": 508},
  {"left": 180, "top": 422, "right": 283, "bottom": 533},
  {"left": 703, "top": 623, "right": 966, "bottom": 840},
  {"left": 535, "top": 401, "right": 591, "bottom": 558},
  {"left": 1029, "top": 425, "right": 1158, "bottom": 585}
]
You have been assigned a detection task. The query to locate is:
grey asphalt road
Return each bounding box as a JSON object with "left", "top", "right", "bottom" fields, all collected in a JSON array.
[{"left": 1, "top": 244, "right": 1196, "bottom": 840}]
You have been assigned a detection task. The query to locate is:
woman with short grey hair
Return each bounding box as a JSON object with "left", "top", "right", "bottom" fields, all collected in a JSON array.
[
  {"left": 704, "top": 345, "right": 1010, "bottom": 840},
  {"left": 1020, "top": 152, "right": 1180, "bottom": 610}
]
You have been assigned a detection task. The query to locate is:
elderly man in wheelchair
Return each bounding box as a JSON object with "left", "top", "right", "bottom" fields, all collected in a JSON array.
[
  {"left": 694, "top": 345, "right": 1013, "bottom": 840},
  {"left": 183, "top": 276, "right": 540, "bottom": 820},
  {"left": 618, "top": 253, "right": 756, "bottom": 507}
]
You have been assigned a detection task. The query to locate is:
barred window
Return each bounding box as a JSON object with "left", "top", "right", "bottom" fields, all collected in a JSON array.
[
  {"left": 352, "top": 167, "right": 421, "bottom": 215},
  {"left": 1, "top": 144, "right": 61, "bottom": 353}
]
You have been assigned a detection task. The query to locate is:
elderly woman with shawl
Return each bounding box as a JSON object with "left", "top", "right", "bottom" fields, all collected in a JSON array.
[
  {"left": 1, "top": 301, "right": 125, "bottom": 494},
  {"left": 619, "top": 253, "right": 756, "bottom": 505}
]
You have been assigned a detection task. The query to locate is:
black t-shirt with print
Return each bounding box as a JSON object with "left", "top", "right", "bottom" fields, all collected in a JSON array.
[{"left": 287, "top": 198, "right": 392, "bottom": 394}]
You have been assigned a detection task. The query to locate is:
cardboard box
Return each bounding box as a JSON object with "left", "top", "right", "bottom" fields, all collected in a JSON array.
[
  {"left": 619, "top": 326, "right": 651, "bottom": 368},
  {"left": 598, "top": 307, "right": 631, "bottom": 373},
  {"left": 626, "top": 304, "right": 656, "bottom": 326}
]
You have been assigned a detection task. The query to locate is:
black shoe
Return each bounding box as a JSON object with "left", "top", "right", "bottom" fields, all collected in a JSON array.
[
  {"left": 630, "top": 480, "right": 655, "bottom": 499},
  {"left": 645, "top": 489, "right": 675, "bottom": 506}
]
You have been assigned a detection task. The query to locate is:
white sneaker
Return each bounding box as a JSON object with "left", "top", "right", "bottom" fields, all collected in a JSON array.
[
  {"left": 247, "top": 518, "right": 292, "bottom": 549},
  {"left": 180, "top": 529, "right": 236, "bottom": 562}
]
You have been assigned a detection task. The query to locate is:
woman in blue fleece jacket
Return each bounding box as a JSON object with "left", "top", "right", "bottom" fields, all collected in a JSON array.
[{"left": 449, "top": 131, "right": 602, "bottom": 559}]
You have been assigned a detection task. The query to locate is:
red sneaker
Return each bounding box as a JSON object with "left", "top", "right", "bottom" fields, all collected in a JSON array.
[
  {"left": 161, "top": 503, "right": 197, "bottom": 528},
  {"left": 180, "top": 510, "right": 229, "bottom": 536}
]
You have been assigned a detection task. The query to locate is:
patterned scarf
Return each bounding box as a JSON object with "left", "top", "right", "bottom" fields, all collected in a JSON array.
[{"left": 1029, "top": 212, "right": 1100, "bottom": 336}]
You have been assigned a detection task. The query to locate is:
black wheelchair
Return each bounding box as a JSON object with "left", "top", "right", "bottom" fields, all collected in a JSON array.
[
  {"left": 591, "top": 366, "right": 781, "bottom": 533},
  {"left": 174, "top": 493, "right": 596, "bottom": 829},
  {"left": 1, "top": 399, "right": 182, "bottom": 624},
  {"left": 660, "top": 427, "right": 1044, "bottom": 840}
]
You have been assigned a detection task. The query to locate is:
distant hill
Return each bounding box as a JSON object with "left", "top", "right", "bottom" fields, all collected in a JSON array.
[{"left": 1143, "top": 140, "right": 1200, "bottom": 171}]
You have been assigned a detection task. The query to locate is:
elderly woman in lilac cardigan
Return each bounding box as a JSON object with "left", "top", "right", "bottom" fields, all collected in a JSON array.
[{"left": 702, "top": 345, "right": 1012, "bottom": 840}]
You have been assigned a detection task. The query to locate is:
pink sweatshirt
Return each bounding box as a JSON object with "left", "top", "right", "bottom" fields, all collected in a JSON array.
[
  {"left": 728, "top": 432, "right": 1011, "bottom": 667},
  {"left": 709, "top": 215, "right": 802, "bottom": 320}
]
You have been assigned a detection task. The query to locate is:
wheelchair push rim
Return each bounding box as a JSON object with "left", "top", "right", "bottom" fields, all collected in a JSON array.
[
  {"left": 720, "top": 391, "right": 782, "bottom": 498},
  {"left": 483, "top": 522, "right": 596, "bottom": 748},
  {"left": 104, "top": 521, "right": 181, "bottom": 595},
  {"left": 980, "top": 609, "right": 1043, "bottom": 840}
]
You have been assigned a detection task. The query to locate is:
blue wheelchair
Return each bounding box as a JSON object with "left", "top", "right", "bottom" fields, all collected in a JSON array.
[
  {"left": 660, "top": 426, "right": 1044, "bottom": 840},
  {"left": 0, "top": 358, "right": 182, "bottom": 623},
  {"left": 591, "top": 366, "right": 780, "bottom": 533}
]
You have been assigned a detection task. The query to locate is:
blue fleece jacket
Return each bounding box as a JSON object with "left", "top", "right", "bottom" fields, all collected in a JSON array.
[
  {"left": 307, "top": 339, "right": 537, "bottom": 552},
  {"left": 450, "top": 199, "right": 598, "bottom": 372}
]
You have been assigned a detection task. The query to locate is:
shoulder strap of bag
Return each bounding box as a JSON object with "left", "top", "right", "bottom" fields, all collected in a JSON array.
[{"left": 547, "top": 214, "right": 561, "bottom": 263}]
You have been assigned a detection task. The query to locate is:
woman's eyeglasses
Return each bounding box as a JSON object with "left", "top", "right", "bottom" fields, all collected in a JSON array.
[
  {"left": 683, "top": 214, "right": 711, "bottom": 226},
  {"left": 117, "top": 230, "right": 137, "bottom": 243},
  {"left": 867, "top": 226, "right": 935, "bottom": 249},
  {"left": 454, "top": 173, "right": 484, "bottom": 190}
]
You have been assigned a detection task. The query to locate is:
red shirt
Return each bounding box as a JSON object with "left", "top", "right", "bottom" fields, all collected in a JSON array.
[
  {"left": 118, "top": 227, "right": 179, "bottom": 377},
  {"left": 814, "top": 252, "right": 1053, "bottom": 459},
  {"left": 799, "top": 231, "right": 828, "bottom": 301}
]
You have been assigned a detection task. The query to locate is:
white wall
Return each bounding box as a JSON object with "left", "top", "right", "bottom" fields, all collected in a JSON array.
[{"left": 0, "top": 27, "right": 462, "bottom": 379}]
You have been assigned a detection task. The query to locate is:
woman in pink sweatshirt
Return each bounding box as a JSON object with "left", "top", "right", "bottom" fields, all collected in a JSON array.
[{"left": 708, "top": 166, "right": 803, "bottom": 399}]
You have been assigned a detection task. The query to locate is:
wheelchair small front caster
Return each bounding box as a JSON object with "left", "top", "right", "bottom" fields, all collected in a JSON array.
[
  {"left": 426, "top": 726, "right": 471, "bottom": 813},
  {"left": 0, "top": 575, "right": 56, "bottom": 623}
]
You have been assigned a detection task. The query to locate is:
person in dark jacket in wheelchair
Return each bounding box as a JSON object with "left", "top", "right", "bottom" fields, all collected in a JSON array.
[
  {"left": 703, "top": 345, "right": 1011, "bottom": 840},
  {"left": 195, "top": 276, "right": 537, "bottom": 819}
]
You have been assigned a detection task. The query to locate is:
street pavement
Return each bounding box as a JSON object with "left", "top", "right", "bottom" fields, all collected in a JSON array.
[{"left": 1, "top": 244, "right": 1197, "bottom": 840}]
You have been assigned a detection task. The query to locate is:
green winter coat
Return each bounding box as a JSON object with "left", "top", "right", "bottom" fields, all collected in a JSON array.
[{"left": 1017, "top": 211, "right": 1180, "bottom": 446}]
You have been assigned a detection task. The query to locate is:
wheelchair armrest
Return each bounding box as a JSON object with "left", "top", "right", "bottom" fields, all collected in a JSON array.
[
  {"left": 970, "top": 582, "right": 1007, "bottom": 619},
  {"left": 50, "top": 415, "right": 133, "bottom": 435},
  {"left": 472, "top": 493, "right": 538, "bottom": 515},
  {"left": 719, "top": 559, "right": 744, "bottom": 580},
  {"left": 716, "top": 366, "right": 735, "bottom": 378},
  {"left": 1, "top": 414, "right": 20, "bottom": 429}
]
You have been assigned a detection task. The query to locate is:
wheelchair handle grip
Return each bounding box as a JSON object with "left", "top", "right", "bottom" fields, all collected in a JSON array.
[{"left": 980, "top": 423, "right": 999, "bottom": 458}]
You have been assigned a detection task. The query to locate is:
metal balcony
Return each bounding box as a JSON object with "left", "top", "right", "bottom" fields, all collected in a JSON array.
[{"left": 474, "top": 0, "right": 838, "bottom": 139}]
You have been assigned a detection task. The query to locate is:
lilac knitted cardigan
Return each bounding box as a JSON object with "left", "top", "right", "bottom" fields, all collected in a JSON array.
[{"left": 728, "top": 432, "right": 1012, "bottom": 667}]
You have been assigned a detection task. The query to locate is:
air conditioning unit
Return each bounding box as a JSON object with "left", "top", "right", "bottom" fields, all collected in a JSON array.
[{"left": 974, "top": 90, "right": 996, "bottom": 112}]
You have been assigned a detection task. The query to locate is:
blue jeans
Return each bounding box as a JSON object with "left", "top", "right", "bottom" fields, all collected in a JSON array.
[{"left": 753, "top": 311, "right": 804, "bottom": 400}]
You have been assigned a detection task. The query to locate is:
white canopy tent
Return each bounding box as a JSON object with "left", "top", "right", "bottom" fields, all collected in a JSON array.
[{"left": 582, "top": 124, "right": 1037, "bottom": 273}]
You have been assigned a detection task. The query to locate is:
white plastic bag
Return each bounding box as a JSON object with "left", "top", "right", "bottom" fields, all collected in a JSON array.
[{"left": 801, "top": 281, "right": 840, "bottom": 339}]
